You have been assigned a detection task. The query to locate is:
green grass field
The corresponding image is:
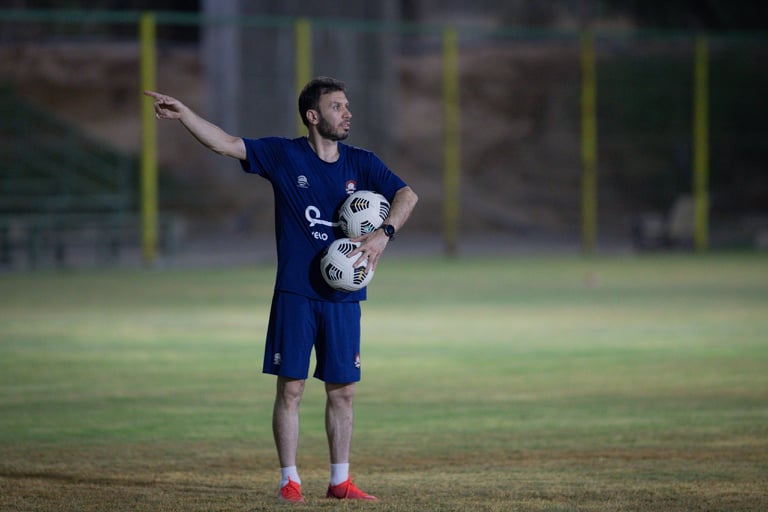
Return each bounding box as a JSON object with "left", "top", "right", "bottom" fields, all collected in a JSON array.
[{"left": 1, "top": 253, "right": 767, "bottom": 511}]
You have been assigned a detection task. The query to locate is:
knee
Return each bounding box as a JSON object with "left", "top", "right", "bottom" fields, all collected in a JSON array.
[
  {"left": 326, "top": 382, "right": 355, "bottom": 407},
  {"left": 277, "top": 378, "right": 305, "bottom": 407}
]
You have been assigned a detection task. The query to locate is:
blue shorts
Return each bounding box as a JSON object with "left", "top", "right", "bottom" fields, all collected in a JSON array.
[{"left": 263, "top": 291, "right": 362, "bottom": 383}]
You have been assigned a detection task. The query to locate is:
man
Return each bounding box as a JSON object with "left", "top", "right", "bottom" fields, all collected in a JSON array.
[{"left": 145, "top": 77, "right": 417, "bottom": 503}]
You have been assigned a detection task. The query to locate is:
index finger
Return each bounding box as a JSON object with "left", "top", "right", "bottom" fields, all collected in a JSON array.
[{"left": 143, "top": 90, "right": 162, "bottom": 100}]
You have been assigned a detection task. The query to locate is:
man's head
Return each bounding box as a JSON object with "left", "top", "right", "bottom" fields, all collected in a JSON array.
[{"left": 298, "top": 77, "right": 351, "bottom": 141}]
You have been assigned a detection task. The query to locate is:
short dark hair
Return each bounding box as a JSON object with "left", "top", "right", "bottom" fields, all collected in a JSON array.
[{"left": 298, "top": 77, "right": 346, "bottom": 127}]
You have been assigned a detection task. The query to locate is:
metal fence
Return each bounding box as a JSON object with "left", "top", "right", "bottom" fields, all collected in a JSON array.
[{"left": 1, "top": 9, "right": 766, "bottom": 267}]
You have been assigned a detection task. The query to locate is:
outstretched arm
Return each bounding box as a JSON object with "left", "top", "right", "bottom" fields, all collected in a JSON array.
[
  {"left": 144, "top": 90, "right": 246, "bottom": 160},
  {"left": 350, "top": 185, "right": 419, "bottom": 271}
]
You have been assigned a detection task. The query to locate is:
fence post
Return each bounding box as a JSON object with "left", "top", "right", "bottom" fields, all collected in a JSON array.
[
  {"left": 442, "top": 26, "right": 461, "bottom": 257},
  {"left": 692, "top": 34, "right": 709, "bottom": 252},
  {"left": 140, "top": 11, "right": 158, "bottom": 265},
  {"left": 580, "top": 30, "right": 598, "bottom": 254},
  {"left": 295, "top": 17, "right": 312, "bottom": 136}
]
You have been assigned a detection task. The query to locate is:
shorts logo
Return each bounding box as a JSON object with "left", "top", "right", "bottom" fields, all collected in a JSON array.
[
  {"left": 354, "top": 353, "right": 361, "bottom": 369},
  {"left": 273, "top": 353, "right": 282, "bottom": 366},
  {"left": 297, "top": 175, "right": 309, "bottom": 189},
  {"left": 345, "top": 180, "right": 357, "bottom": 195}
]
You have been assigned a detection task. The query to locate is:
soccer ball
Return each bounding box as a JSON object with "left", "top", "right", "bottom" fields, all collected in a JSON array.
[
  {"left": 338, "top": 190, "right": 390, "bottom": 238},
  {"left": 320, "top": 238, "right": 374, "bottom": 292}
]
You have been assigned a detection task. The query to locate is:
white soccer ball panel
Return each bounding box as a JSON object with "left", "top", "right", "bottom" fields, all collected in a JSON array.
[
  {"left": 338, "top": 191, "right": 390, "bottom": 238},
  {"left": 320, "top": 238, "right": 375, "bottom": 292}
]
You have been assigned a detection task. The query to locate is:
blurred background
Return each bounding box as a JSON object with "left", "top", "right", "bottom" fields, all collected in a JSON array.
[{"left": 1, "top": 0, "right": 766, "bottom": 269}]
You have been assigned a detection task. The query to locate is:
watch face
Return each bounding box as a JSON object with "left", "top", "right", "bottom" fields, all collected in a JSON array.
[{"left": 384, "top": 225, "right": 395, "bottom": 236}]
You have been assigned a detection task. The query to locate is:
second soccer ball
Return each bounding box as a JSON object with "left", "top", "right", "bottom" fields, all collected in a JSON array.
[{"left": 320, "top": 238, "right": 374, "bottom": 292}]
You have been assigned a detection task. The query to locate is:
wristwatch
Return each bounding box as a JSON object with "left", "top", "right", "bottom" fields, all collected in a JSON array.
[{"left": 380, "top": 224, "right": 396, "bottom": 241}]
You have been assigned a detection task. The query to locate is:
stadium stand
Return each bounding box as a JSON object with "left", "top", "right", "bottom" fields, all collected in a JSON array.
[{"left": 0, "top": 86, "right": 138, "bottom": 268}]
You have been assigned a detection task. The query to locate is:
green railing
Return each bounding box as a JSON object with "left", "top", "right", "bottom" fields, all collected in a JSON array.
[
  {"left": 0, "top": 87, "right": 134, "bottom": 215},
  {"left": 0, "top": 87, "right": 136, "bottom": 268}
]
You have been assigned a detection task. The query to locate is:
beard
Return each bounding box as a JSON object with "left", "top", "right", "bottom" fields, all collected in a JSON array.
[{"left": 317, "top": 115, "right": 350, "bottom": 141}]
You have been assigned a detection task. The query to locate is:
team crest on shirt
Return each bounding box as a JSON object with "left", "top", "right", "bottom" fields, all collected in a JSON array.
[
  {"left": 345, "top": 180, "right": 357, "bottom": 195},
  {"left": 297, "top": 175, "right": 309, "bottom": 189}
]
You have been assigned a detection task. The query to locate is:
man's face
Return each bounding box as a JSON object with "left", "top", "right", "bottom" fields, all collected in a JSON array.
[{"left": 316, "top": 91, "right": 351, "bottom": 141}]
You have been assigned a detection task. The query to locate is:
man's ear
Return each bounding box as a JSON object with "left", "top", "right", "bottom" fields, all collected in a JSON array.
[{"left": 305, "top": 109, "right": 319, "bottom": 125}]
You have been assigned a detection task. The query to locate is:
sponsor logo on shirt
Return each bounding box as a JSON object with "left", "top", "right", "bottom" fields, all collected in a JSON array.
[
  {"left": 306, "top": 205, "right": 339, "bottom": 241},
  {"left": 297, "top": 175, "right": 309, "bottom": 188}
]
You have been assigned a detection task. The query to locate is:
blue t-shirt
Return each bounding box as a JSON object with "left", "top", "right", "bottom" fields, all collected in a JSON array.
[{"left": 240, "top": 136, "right": 407, "bottom": 302}]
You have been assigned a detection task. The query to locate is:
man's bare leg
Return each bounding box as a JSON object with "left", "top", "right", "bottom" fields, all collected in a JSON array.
[
  {"left": 273, "top": 377, "right": 305, "bottom": 501},
  {"left": 325, "top": 382, "right": 355, "bottom": 465},
  {"left": 324, "top": 382, "right": 376, "bottom": 500},
  {"left": 273, "top": 377, "right": 305, "bottom": 467}
]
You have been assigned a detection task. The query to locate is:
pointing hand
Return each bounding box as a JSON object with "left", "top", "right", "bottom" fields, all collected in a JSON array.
[{"left": 144, "top": 90, "right": 186, "bottom": 120}]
